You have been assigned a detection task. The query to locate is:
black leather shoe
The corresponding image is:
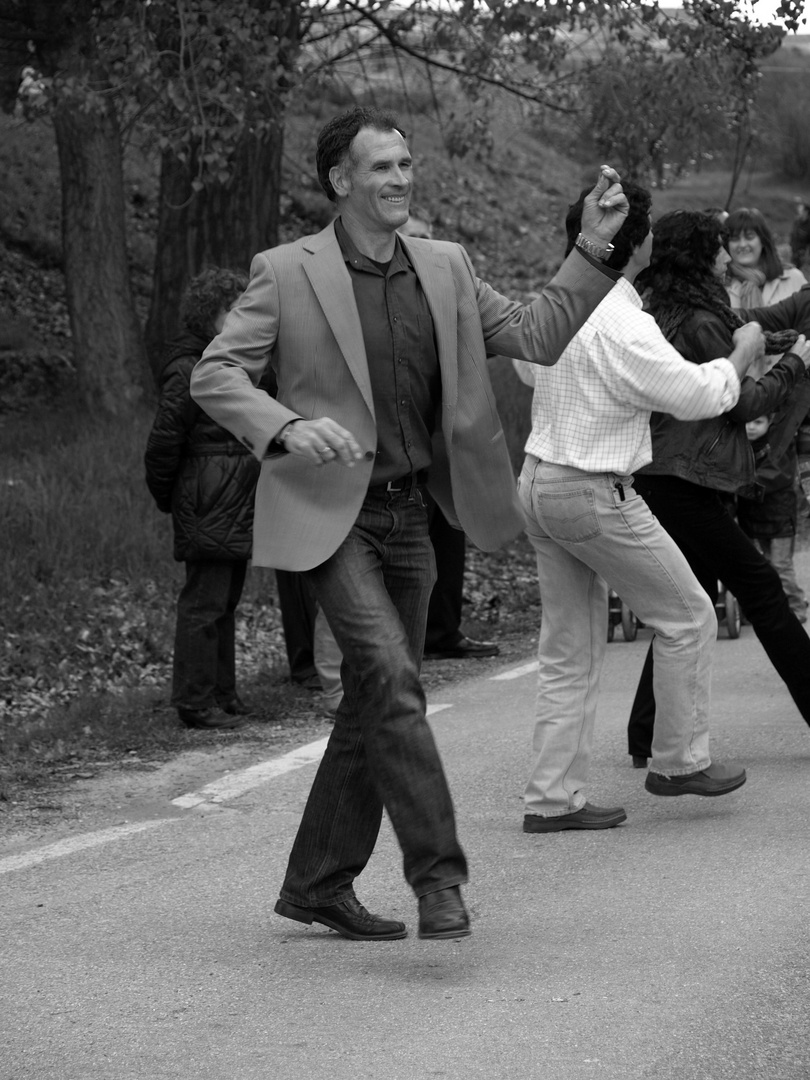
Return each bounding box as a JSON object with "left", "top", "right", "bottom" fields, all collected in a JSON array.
[
  {"left": 274, "top": 896, "right": 407, "bottom": 940},
  {"left": 645, "top": 762, "right": 746, "bottom": 797},
  {"left": 217, "top": 695, "right": 252, "bottom": 715},
  {"left": 632, "top": 755, "right": 648, "bottom": 769},
  {"left": 523, "top": 802, "right": 627, "bottom": 832},
  {"left": 424, "top": 636, "right": 500, "bottom": 660},
  {"left": 418, "top": 886, "right": 471, "bottom": 939},
  {"left": 178, "top": 707, "right": 247, "bottom": 730}
]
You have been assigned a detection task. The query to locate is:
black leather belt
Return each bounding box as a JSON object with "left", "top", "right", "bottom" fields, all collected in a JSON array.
[{"left": 369, "top": 470, "right": 427, "bottom": 496}]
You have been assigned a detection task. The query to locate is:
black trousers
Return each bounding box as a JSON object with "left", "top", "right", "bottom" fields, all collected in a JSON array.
[
  {"left": 275, "top": 569, "right": 318, "bottom": 683},
  {"left": 627, "top": 474, "right": 810, "bottom": 758},
  {"left": 424, "top": 500, "right": 467, "bottom": 651},
  {"left": 172, "top": 559, "right": 247, "bottom": 710}
]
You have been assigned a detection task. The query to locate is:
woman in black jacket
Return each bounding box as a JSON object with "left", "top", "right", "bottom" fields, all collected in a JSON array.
[
  {"left": 145, "top": 268, "right": 270, "bottom": 729},
  {"left": 626, "top": 211, "right": 810, "bottom": 767}
]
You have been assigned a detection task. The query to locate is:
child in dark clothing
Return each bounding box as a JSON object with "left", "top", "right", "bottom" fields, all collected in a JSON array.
[{"left": 736, "top": 413, "right": 808, "bottom": 623}]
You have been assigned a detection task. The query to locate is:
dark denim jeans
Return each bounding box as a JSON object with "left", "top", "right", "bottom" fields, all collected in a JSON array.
[
  {"left": 628, "top": 474, "right": 810, "bottom": 757},
  {"left": 171, "top": 559, "right": 247, "bottom": 710},
  {"left": 279, "top": 484, "right": 468, "bottom": 906}
]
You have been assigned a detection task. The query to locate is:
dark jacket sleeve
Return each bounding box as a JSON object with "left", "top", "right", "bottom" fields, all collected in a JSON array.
[
  {"left": 684, "top": 314, "right": 806, "bottom": 424},
  {"left": 727, "top": 354, "right": 806, "bottom": 423},
  {"left": 743, "top": 285, "right": 810, "bottom": 334},
  {"left": 144, "top": 358, "right": 196, "bottom": 513}
]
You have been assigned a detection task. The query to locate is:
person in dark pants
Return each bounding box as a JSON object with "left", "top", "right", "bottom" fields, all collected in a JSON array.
[
  {"left": 145, "top": 267, "right": 269, "bottom": 730},
  {"left": 736, "top": 413, "right": 808, "bottom": 623},
  {"left": 423, "top": 499, "right": 499, "bottom": 660},
  {"left": 625, "top": 211, "right": 810, "bottom": 766},
  {"left": 274, "top": 569, "right": 320, "bottom": 686}
]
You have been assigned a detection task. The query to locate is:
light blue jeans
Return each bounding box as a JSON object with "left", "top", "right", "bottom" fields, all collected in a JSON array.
[{"left": 518, "top": 457, "right": 716, "bottom": 817}]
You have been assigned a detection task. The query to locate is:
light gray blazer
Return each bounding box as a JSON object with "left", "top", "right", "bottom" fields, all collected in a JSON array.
[{"left": 190, "top": 222, "right": 615, "bottom": 571}]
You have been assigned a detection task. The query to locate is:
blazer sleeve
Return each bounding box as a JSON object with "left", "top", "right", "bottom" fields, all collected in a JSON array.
[
  {"left": 191, "top": 252, "right": 301, "bottom": 460},
  {"left": 474, "top": 248, "right": 620, "bottom": 366}
]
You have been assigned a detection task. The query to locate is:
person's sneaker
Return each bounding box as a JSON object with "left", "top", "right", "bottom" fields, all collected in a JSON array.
[
  {"left": 523, "top": 802, "right": 627, "bottom": 832},
  {"left": 177, "top": 706, "right": 247, "bottom": 730},
  {"left": 645, "top": 762, "right": 746, "bottom": 797}
]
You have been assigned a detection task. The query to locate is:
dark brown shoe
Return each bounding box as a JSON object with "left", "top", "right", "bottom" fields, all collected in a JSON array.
[
  {"left": 178, "top": 707, "right": 247, "bottom": 730},
  {"left": 523, "top": 802, "right": 627, "bottom": 832},
  {"left": 645, "top": 761, "right": 746, "bottom": 797},
  {"left": 424, "top": 636, "right": 499, "bottom": 660},
  {"left": 217, "top": 695, "right": 252, "bottom": 716},
  {"left": 274, "top": 896, "right": 407, "bottom": 940},
  {"left": 418, "top": 886, "right": 471, "bottom": 939}
]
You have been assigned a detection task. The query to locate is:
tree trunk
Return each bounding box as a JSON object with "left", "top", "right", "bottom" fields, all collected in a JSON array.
[
  {"left": 53, "top": 98, "right": 150, "bottom": 414},
  {"left": 145, "top": 120, "right": 285, "bottom": 377}
]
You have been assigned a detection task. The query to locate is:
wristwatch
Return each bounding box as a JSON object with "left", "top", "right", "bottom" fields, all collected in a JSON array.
[{"left": 575, "top": 233, "right": 615, "bottom": 261}]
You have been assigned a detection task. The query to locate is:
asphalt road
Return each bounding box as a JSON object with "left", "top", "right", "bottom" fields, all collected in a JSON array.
[{"left": 2, "top": 585, "right": 810, "bottom": 1079}]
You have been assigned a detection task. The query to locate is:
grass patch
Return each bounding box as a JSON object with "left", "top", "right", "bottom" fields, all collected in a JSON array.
[
  {"left": 0, "top": 673, "right": 322, "bottom": 802},
  {"left": 0, "top": 406, "right": 301, "bottom": 792}
]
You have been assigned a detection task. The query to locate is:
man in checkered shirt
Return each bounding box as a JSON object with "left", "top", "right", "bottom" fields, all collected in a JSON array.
[{"left": 515, "top": 182, "right": 766, "bottom": 832}]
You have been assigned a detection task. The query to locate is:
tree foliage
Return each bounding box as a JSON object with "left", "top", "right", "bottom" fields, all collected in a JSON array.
[
  {"left": 577, "top": 1, "right": 793, "bottom": 193},
  {"left": 0, "top": 0, "right": 806, "bottom": 408}
]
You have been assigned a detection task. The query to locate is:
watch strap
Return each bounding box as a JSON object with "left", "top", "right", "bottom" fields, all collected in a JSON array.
[{"left": 575, "top": 232, "right": 614, "bottom": 261}]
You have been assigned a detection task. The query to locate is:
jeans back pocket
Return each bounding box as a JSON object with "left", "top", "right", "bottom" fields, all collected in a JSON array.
[{"left": 538, "top": 488, "right": 602, "bottom": 544}]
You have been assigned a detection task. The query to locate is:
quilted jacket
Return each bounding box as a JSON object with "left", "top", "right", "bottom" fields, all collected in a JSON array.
[{"left": 145, "top": 330, "right": 275, "bottom": 562}]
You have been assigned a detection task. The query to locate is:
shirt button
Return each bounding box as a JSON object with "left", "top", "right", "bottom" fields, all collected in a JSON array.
[{"left": 400, "top": 399, "right": 406, "bottom": 406}]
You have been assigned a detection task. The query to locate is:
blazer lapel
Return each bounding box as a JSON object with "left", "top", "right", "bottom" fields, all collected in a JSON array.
[
  {"left": 403, "top": 239, "right": 459, "bottom": 429},
  {"left": 302, "top": 225, "right": 375, "bottom": 418}
]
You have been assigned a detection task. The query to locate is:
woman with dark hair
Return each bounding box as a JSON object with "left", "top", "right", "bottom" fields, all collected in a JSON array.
[
  {"left": 626, "top": 209, "right": 810, "bottom": 766},
  {"left": 145, "top": 267, "right": 267, "bottom": 730},
  {"left": 725, "top": 207, "right": 806, "bottom": 316}
]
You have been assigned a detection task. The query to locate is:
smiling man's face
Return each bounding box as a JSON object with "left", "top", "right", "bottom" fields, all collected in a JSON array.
[{"left": 333, "top": 126, "right": 412, "bottom": 240}]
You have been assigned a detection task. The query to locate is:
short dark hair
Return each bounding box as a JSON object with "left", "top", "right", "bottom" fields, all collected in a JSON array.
[
  {"left": 640, "top": 209, "right": 724, "bottom": 291},
  {"left": 180, "top": 267, "right": 248, "bottom": 338},
  {"left": 564, "top": 180, "right": 652, "bottom": 272},
  {"left": 316, "top": 106, "right": 406, "bottom": 203},
  {"left": 703, "top": 206, "right": 728, "bottom": 223},
  {"left": 724, "top": 207, "right": 783, "bottom": 281}
]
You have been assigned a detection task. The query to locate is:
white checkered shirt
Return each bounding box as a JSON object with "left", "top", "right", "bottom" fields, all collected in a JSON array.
[{"left": 517, "top": 277, "right": 741, "bottom": 473}]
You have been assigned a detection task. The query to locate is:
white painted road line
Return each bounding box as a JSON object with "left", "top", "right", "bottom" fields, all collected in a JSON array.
[
  {"left": 0, "top": 819, "right": 178, "bottom": 876},
  {"left": 171, "top": 736, "right": 331, "bottom": 809},
  {"left": 490, "top": 661, "right": 538, "bottom": 681},
  {"left": 0, "top": 703, "right": 461, "bottom": 874},
  {"left": 172, "top": 704, "right": 454, "bottom": 808}
]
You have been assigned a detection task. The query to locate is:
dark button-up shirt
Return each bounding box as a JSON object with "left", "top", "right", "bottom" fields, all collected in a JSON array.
[{"left": 335, "top": 217, "right": 440, "bottom": 485}]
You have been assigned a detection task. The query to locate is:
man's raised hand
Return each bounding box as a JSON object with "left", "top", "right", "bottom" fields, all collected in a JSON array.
[{"left": 580, "top": 165, "right": 629, "bottom": 247}]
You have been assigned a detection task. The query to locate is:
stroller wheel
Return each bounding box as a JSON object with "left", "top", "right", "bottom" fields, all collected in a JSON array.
[{"left": 725, "top": 591, "right": 741, "bottom": 638}]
